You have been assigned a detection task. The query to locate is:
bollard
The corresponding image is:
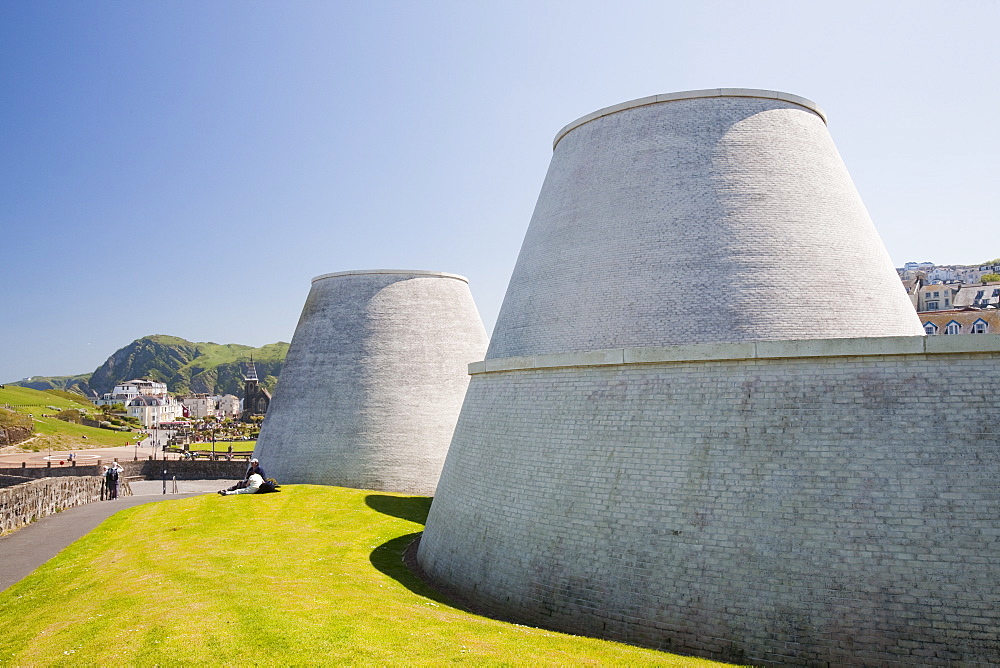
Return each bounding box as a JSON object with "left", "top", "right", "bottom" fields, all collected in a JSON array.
[
  {"left": 162, "top": 468, "right": 167, "bottom": 495},
  {"left": 46, "top": 461, "right": 51, "bottom": 468},
  {"left": 72, "top": 460, "right": 76, "bottom": 467},
  {"left": 21, "top": 462, "right": 26, "bottom": 468}
]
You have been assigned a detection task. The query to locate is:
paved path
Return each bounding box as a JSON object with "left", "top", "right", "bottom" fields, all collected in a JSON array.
[{"left": 0, "top": 479, "right": 233, "bottom": 593}]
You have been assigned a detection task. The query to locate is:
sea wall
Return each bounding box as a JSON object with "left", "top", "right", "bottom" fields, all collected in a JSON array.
[{"left": 419, "top": 335, "right": 1000, "bottom": 666}]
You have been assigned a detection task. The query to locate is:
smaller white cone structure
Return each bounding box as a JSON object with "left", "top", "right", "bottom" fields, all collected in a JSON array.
[{"left": 254, "top": 270, "right": 489, "bottom": 494}]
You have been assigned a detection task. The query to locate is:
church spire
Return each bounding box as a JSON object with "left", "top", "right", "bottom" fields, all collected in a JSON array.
[{"left": 245, "top": 355, "right": 258, "bottom": 382}]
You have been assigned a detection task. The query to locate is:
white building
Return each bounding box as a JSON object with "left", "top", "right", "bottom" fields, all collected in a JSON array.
[
  {"left": 96, "top": 378, "right": 169, "bottom": 406},
  {"left": 180, "top": 394, "right": 216, "bottom": 419},
  {"left": 216, "top": 394, "right": 241, "bottom": 418},
  {"left": 127, "top": 394, "right": 183, "bottom": 427}
]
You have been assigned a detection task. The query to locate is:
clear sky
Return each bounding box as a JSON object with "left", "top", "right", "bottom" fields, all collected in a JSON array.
[{"left": 2, "top": 0, "right": 998, "bottom": 383}]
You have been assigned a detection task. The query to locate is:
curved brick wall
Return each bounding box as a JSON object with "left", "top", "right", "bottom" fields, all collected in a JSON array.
[
  {"left": 254, "top": 270, "right": 489, "bottom": 494},
  {"left": 487, "top": 90, "right": 922, "bottom": 359},
  {"left": 419, "top": 337, "right": 1000, "bottom": 665}
]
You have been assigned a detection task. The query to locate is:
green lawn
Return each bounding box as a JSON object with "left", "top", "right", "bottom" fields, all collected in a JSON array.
[
  {"left": 0, "top": 486, "right": 727, "bottom": 666},
  {"left": 188, "top": 440, "right": 255, "bottom": 453},
  {"left": 0, "top": 385, "right": 137, "bottom": 450},
  {"left": 0, "top": 385, "right": 93, "bottom": 412},
  {"left": 29, "top": 414, "right": 137, "bottom": 450}
]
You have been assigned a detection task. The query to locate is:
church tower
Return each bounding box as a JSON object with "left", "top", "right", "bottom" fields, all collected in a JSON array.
[{"left": 240, "top": 357, "right": 270, "bottom": 422}]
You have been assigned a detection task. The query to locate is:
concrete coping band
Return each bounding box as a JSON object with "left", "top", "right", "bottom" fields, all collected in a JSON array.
[
  {"left": 470, "top": 334, "right": 1000, "bottom": 374},
  {"left": 311, "top": 269, "right": 470, "bottom": 284},
  {"left": 553, "top": 88, "right": 827, "bottom": 150}
]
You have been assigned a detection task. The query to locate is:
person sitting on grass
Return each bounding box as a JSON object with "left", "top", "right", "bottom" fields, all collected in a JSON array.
[
  {"left": 220, "top": 458, "right": 266, "bottom": 494},
  {"left": 219, "top": 472, "right": 263, "bottom": 496},
  {"left": 245, "top": 457, "right": 266, "bottom": 480}
]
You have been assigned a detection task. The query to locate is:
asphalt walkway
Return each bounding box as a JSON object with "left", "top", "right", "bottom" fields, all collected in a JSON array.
[{"left": 0, "top": 479, "right": 232, "bottom": 593}]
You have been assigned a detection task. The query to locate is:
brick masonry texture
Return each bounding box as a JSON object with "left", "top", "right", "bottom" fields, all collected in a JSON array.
[
  {"left": 487, "top": 94, "right": 922, "bottom": 359},
  {"left": 0, "top": 476, "right": 132, "bottom": 535},
  {"left": 419, "top": 348, "right": 1000, "bottom": 666},
  {"left": 253, "top": 271, "right": 489, "bottom": 494}
]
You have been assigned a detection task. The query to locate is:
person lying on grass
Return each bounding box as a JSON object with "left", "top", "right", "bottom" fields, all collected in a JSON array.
[
  {"left": 219, "top": 472, "right": 263, "bottom": 496},
  {"left": 220, "top": 457, "right": 266, "bottom": 494}
]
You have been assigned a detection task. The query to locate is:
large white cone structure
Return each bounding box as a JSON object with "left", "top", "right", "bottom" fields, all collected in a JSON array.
[
  {"left": 254, "top": 270, "right": 489, "bottom": 494},
  {"left": 415, "top": 92, "right": 994, "bottom": 665},
  {"left": 487, "top": 89, "right": 921, "bottom": 359}
]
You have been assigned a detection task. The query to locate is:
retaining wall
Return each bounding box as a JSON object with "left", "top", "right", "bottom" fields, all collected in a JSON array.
[
  {"left": 0, "top": 460, "right": 247, "bottom": 481},
  {"left": 419, "top": 335, "right": 1000, "bottom": 666},
  {"left": 0, "top": 475, "right": 133, "bottom": 535}
]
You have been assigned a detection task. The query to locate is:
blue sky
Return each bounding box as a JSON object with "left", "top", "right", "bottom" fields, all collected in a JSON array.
[{"left": 2, "top": 0, "right": 998, "bottom": 383}]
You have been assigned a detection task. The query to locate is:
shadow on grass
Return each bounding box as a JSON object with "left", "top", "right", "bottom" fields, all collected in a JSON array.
[
  {"left": 365, "top": 495, "right": 461, "bottom": 607},
  {"left": 364, "top": 494, "right": 432, "bottom": 525},
  {"left": 368, "top": 532, "right": 456, "bottom": 606}
]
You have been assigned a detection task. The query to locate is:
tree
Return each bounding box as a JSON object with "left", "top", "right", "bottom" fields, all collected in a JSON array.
[{"left": 981, "top": 273, "right": 1000, "bottom": 283}]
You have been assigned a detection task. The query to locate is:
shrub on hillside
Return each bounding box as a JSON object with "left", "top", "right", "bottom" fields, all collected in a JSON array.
[
  {"left": 54, "top": 409, "right": 83, "bottom": 424},
  {"left": 0, "top": 407, "right": 32, "bottom": 429}
]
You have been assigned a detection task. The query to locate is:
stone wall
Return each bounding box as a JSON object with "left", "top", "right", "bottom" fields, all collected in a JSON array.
[
  {"left": 0, "top": 474, "right": 31, "bottom": 489},
  {"left": 0, "top": 460, "right": 244, "bottom": 536},
  {"left": 0, "top": 425, "right": 32, "bottom": 447},
  {"left": 0, "top": 460, "right": 247, "bottom": 481},
  {"left": 419, "top": 336, "right": 1000, "bottom": 666},
  {"left": 0, "top": 475, "right": 133, "bottom": 535}
]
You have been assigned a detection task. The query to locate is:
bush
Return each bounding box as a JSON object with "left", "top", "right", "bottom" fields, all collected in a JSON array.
[
  {"left": 0, "top": 408, "right": 32, "bottom": 429},
  {"left": 54, "top": 409, "right": 83, "bottom": 424}
]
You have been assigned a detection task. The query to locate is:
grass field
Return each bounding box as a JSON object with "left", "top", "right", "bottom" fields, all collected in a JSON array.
[
  {"left": 0, "top": 385, "right": 137, "bottom": 450},
  {"left": 188, "top": 440, "right": 255, "bottom": 453},
  {"left": 0, "top": 486, "right": 727, "bottom": 666}
]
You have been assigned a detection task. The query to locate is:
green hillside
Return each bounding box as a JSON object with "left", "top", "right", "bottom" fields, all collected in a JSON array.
[
  {"left": 10, "top": 335, "right": 289, "bottom": 398},
  {"left": 9, "top": 373, "right": 93, "bottom": 395},
  {"left": 0, "top": 385, "right": 135, "bottom": 450}
]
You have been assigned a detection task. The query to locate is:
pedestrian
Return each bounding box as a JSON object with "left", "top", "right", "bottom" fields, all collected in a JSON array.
[{"left": 106, "top": 462, "right": 121, "bottom": 499}]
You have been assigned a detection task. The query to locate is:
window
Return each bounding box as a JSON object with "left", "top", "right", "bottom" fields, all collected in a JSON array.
[
  {"left": 926, "top": 301, "right": 939, "bottom": 310},
  {"left": 933, "top": 291, "right": 940, "bottom": 297},
  {"left": 973, "top": 319, "right": 988, "bottom": 334},
  {"left": 924, "top": 322, "right": 938, "bottom": 335},
  {"left": 976, "top": 290, "right": 985, "bottom": 299},
  {"left": 945, "top": 321, "right": 961, "bottom": 335}
]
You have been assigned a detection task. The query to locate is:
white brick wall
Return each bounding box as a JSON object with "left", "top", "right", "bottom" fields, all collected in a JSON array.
[
  {"left": 420, "top": 342, "right": 1000, "bottom": 665},
  {"left": 253, "top": 271, "right": 489, "bottom": 494},
  {"left": 488, "top": 93, "right": 922, "bottom": 359}
]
